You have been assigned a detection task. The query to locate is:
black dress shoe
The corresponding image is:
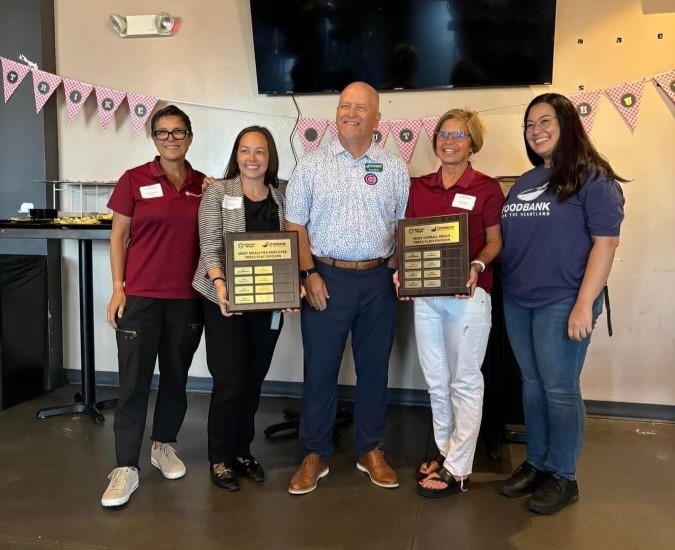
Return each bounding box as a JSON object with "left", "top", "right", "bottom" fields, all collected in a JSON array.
[
  {"left": 500, "top": 461, "right": 550, "bottom": 498},
  {"left": 528, "top": 476, "right": 579, "bottom": 515},
  {"left": 210, "top": 463, "right": 240, "bottom": 492},
  {"left": 233, "top": 456, "right": 265, "bottom": 482}
]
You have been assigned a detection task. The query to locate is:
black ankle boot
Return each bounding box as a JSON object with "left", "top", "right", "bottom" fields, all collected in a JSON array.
[
  {"left": 500, "top": 461, "right": 550, "bottom": 498},
  {"left": 528, "top": 476, "right": 579, "bottom": 514}
]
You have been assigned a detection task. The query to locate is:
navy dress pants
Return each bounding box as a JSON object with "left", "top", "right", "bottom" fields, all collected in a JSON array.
[{"left": 299, "top": 262, "right": 398, "bottom": 460}]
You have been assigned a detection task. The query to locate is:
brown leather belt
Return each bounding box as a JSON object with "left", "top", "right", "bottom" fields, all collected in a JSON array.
[{"left": 315, "top": 256, "right": 387, "bottom": 271}]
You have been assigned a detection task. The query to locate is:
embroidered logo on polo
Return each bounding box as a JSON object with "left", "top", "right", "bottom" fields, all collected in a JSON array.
[{"left": 364, "top": 173, "right": 378, "bottom": 185}]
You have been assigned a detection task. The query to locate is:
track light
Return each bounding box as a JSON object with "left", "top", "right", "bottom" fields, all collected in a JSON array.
[{"left": 108, "top": 12, "right": 175, "bottom": 38}]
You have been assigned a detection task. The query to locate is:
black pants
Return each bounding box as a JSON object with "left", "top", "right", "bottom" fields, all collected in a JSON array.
[
  {"left": 113, "top": 296, "right": 203, "bottom": 468},
  {"left": 203, "top": 298, "right": 283, "bottom": 465}
]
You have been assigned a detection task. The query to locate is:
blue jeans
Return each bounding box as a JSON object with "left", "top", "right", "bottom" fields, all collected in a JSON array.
[{"left": 503, "top": 293, "right": 603, "bottom": 480}]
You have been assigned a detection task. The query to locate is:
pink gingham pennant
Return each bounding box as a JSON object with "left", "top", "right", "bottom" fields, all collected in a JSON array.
[
  {"left": 31, "top": 69, "right": 62, "bottom": 113},
  {"left": 605, "top": 80, "right": 645, "bottom": 133},
  {"left": 569, "top": 90, "right": 602, "bottom": 135},
  {"left": 652, "top": 70, "right": 675, "bottom": 106},
  {"left": 422, "top": 117, "right": 440, "bottom": 141},
  {"left": 63, "top": 78, "right": 93, "bottom": 121},
  {"left": 389, "top": 119, "right": 423, "bottom": 163},
  {"left": 126, "top": 92, "right": 158, "bottom": 135},
  {"left": 372, "top": 121, "right": 390, "bottom": 148},
  {"left": 327, "top": 120, "right": 338, "bottom": 140},
  {"left": 1, "top": 57, "right": 31, "bottom": 103},
  {"left": 94, "top": 86, "right": 126, "bottom": 129},
  {"left": 297, "top": 118, "right": 328, "bottom": 152}
]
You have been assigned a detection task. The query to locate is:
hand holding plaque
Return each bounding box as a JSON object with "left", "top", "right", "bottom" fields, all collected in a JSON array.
[
  {"left": 397, "top": 214, "right": 470, "bottom": 297},
  {"left": 224, "top": 231, "right": 301, "bottom": 312}
]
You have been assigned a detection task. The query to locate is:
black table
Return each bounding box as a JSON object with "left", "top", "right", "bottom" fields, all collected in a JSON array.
[{"left": 0, "top": 222, "right": 115, "bottom": 423}]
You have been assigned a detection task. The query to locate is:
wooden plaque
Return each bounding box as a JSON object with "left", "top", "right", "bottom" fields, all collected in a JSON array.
[
  {"left": 224, "top": 231, "right": 300, "bottom": 312},
  {"left": 397, "top": 214, "right": 470, "bottom": 297}
]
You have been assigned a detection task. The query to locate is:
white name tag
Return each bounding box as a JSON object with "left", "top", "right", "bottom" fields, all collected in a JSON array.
[
  {"left": 139, "top": 183, "right": 163, "bottom": 199},
  {"left": 452, "top": 193, "right": 476, "bottom": 211},
  {"left": 223, "top": 195, "right": 243, "bottom": 210}
]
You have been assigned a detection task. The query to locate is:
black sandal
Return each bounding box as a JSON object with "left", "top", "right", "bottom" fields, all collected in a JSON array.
[
  {"left": 417, "top": 468, "right": 470, "bottom": 498},
  {"left": 416, "top": 453, "right": 445, "bottom": 481}
]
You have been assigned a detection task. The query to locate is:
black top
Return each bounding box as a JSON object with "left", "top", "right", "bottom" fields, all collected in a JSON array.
[{"left": 244, "top": 193, "right": 279, "bottom": 232}]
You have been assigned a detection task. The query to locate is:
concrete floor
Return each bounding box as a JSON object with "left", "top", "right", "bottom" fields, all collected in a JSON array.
[{"left": 0, "top": 386, "right": 673, "bottom": 550}]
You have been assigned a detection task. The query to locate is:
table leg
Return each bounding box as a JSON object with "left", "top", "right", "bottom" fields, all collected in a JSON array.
[{"left": 37, "top": 239, "right": 105, "bottom": 423}]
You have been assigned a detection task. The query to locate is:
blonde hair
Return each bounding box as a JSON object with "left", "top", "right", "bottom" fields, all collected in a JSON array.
[{"left": 433, "top": 107, "right": 486, "bottom": 154}]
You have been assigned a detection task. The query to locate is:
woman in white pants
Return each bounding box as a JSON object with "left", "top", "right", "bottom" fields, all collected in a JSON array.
[{"left": 395, "top": 108, "right": 504, "bottom": 497}]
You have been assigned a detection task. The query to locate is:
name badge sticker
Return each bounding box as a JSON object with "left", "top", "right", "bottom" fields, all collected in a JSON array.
[
  {"left": 139, "top": 183, "right": 163, "bottom": 199},
  {"left": 452, "top": 193, "right": 476, "bottom": 211},
  {"left": 223, "top": 195, "right": 243, "bottom": 210},
  {"left": 365, "top": 163, "right": 383, "bottom": 173}
]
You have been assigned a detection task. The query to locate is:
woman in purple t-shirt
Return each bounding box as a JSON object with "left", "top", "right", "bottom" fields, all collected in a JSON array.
[{"left": 499, "top": 93, "right": 625, "bottom": 514}]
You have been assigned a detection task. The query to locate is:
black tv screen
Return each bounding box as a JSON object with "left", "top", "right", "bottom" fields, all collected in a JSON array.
[{"left": 249, "top": 0, "right": 557, "bottom": 94}]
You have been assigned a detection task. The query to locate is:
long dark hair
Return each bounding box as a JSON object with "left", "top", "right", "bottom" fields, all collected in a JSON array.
[
  {"left": 523, "top": 93, "right": 627, "bottom": 201},
  {"left": 224, "top": 126, "right": 279, "bottom": 188}
]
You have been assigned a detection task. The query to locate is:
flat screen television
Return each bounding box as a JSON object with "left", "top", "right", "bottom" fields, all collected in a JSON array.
[{"left": 249, "top": 0, "right": 557, "bottom": 95}]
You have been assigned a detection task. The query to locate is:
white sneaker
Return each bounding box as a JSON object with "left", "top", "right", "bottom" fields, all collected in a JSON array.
[
  {"left": 101, "top": 467, "right": 139, "bottom": 507},
  {"left": 151, "top": 443, "right": 186, "bottom": 479}
]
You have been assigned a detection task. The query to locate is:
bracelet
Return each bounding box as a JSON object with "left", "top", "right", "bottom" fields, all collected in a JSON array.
[
  {"left": 211, "top": 276, "right": 226, "bottom": 285},
  {"left": 470, "top": 260, "right": 486, "bottom": 272}
]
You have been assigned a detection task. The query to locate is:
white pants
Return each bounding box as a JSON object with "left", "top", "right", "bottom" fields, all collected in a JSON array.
[{"left": 414, "top": 288, "right": 492, "bottom": 477}]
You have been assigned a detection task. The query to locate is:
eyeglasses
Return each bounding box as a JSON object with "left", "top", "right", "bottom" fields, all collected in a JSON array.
[
  {"left": 523, "top": 116, "right": 557, "bottom": 134},
  {"left": 152, "top": 129, "right": 191, "bottom": 141},
  {"left": 435, "top": 130, "right": 468, "bottom": 141}
]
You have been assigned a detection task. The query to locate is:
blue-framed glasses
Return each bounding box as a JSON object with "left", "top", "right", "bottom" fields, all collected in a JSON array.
[
  {"left": 435, "top": 130, "right": 468, "bottom": 141},
  {"left": 152, "top": 129, "right": 191, "bottom": 141}
]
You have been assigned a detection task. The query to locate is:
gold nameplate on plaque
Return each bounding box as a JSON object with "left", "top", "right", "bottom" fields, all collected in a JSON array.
[
  {"left": 224, "top": 231, "right": 300, "bottom": 312},
  {"left": 398, "top": 214, "right": 470, "bottom": 297}
]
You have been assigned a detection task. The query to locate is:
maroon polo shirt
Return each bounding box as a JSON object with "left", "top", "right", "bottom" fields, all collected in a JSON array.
[
  {"left": 107, "top": 157, "right": 205, "bottom": 299},
  {"left": 406, "top": 164, "right": 504, "bottom": 293}
]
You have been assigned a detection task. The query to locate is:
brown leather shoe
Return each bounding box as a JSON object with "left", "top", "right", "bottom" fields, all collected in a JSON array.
[
  {"left": 288, "top": 453, "right": 329, "bottom": 495},
  {"left": 357, "top": 446, "right": 399, "bottom": 488}
]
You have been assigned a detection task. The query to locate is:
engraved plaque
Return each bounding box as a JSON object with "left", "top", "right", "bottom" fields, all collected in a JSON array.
[
  {"left": 398, "top": 214, "right": 470, "bottom": 297},
  {"left": 224, "top": 231, "right": 300, "bottom": 312}
]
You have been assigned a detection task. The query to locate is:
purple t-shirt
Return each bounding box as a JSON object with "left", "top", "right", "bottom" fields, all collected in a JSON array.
[{"left": 500, "top": 165, "right": 624, "bottom": 308}]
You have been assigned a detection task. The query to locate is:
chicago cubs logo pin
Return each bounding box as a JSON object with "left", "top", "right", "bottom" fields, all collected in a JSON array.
[{"left": 364, "top": 173, "right": 378, "bottom": 185}]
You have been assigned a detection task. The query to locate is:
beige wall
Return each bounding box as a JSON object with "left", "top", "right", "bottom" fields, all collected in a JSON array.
[{"left": 54, "top": 0, "right": 675, "bottom": 404}]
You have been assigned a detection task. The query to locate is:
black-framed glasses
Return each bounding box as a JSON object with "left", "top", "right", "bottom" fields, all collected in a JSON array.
[
  {"left": 152, "top": 129, "right": 191, "bottom": 141},
  {"left": 523, "top": 116, "right": 557, "bottom": 134},
  {"left": 435, "top": 130, "right": 468, "bottom": 141}
]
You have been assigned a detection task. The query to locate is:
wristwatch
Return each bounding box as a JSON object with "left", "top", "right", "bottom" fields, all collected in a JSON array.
[{"left": 300, "top": 267, "right": 318, "bottom": 280}]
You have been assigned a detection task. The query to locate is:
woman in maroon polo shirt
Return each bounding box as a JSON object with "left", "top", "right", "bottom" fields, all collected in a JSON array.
[
  {"left": 101, "top": 105, "right": 206, "bottom": 508},
  {"left": 396, "top": 108, "right": 504, "bottom": 498}
]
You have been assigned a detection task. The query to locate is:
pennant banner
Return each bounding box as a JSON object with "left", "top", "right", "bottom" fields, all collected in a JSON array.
[
  {"left": 605, "top": 80, "right": 645, "bottom": 133},
  {"left": 297, "top": 118, "right": 328, "bottom": 152},
  {"left": 94, "top": 86, "right": 126, "bottom": 129},
  {"left": 63, "top": 78, "right": 94, "bottom": 121},
  {"left": 1, "top": 57, "right": 31, "bottom": 103},
  {"left": 372, "top": 121, "right": 390, "bottom": 148},
  {"left": 327, "top": 120, "right": 338, "bottom": 140},
  {"left": 389, "top": 119, "right": 423, "bottom": 163},
  {"left": 422, "top": 117, "right": 440, "bottom": 141},
  {"left": 31, "top": 69, "right": 62, "bottom": 113},
  {"left": 127, "top": 92, "right": 158, "bottom": 135},
  {"left": 569, "top": 90, "right": 602, "bottom": 135},
  {"left": 653, "top": 70, "right": 675, "bottom": 106}
]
